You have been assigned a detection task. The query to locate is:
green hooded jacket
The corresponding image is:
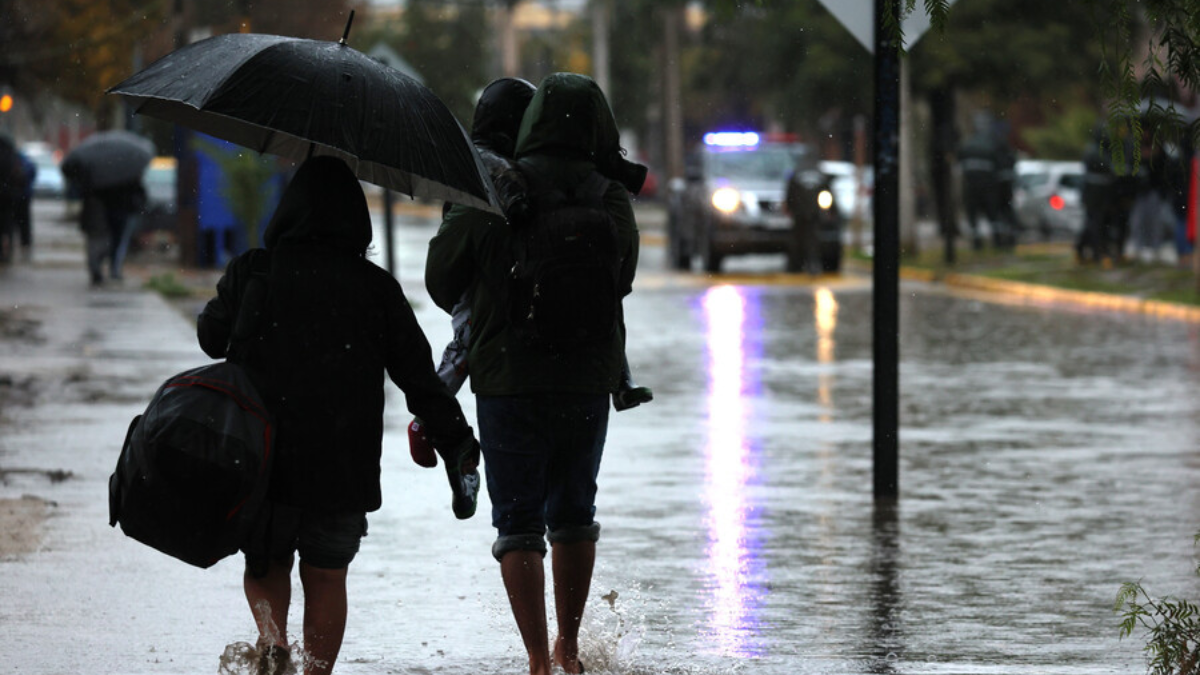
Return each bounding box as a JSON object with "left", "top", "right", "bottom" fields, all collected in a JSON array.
[{"left": 425, "top": 73, "right": 639, "bottom": 396}]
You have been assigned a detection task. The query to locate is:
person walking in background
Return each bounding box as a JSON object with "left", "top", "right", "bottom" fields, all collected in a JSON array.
[
  {"left": 1078, "top": 127, "right": 1115, "bottom": 264},
  {"left": 1128, "top": 139, "right": 1173, "bottom": 262},
  {"left": 72, "top": 180, "right": 144, "bottom": 286},
  {"left": 14, "top": 149, "right": 35, "bottom": 262},
  {"left": 97, "top": 179, "right": 145, "bottom": 281},
  {"left": 958, "top": 114, "right": 1015, "bottom": 250},
  {"left": 425, "top": 72, "right": 641, "bottom": 675},
  {"left": 0, "top": 135, "right": 21, "bottom": 264},
  {"left": 198, "top": 156, "right": 480, "bottom": 675}
]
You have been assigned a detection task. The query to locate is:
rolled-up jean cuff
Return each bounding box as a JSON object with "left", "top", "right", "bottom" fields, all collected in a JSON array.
[
  {"left": 491, "top": 533, "right": 548, "bottom": 562},
  {"left": 547, "top": 522, "right": 601, "bottom": 546}
]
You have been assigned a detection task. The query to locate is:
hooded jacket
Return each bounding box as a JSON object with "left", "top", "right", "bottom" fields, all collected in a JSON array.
[
  {"left": 425, "top": 72, "right": 638, "bottom": 396},
  {"left": 198, "top": 157, "right": 471, "bottom": 513}
]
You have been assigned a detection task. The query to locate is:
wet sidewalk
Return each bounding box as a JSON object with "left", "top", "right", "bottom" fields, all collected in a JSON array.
[{"left": 0, "top": 206, "right": 506, "bottom": 674}]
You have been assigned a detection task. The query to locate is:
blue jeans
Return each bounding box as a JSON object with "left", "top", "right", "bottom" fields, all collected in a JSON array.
[{"left": 477, "top": 393, "right": 608, "bottom": 561}]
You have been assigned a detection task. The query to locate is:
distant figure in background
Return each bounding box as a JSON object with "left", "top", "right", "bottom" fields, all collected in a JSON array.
[
  {"left": 15, "top": 150, "right": 36, "bottom": 262},
  {"left": 99, "top": 181, "right": 146, "bottom": 281},
  {"left": 0, "top": 135, "right": 21, "bottom": 263},
  {"left": 958, "top": 115, "right": 1015, "bottom": 250},
  {"left": 1128, "top": 140, "right": 1174, "bottom": 262},
  {"left": 1077, "top": 127, "right": 1114, "bottom": 264},
  {"left": 994, "top": 138, "right": 1018, "bottom": 245},
  {"left": 784, "top": 151, "right": 827, "bottom": 274},
  {"left": 1078, "top": 125, "right": 1141, "bottom": 266},
  {"left": 72, "top": 180, "right": 145, "bottom": 286}
]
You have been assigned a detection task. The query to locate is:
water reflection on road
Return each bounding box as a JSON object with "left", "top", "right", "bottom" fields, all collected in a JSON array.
[
  {"left": 700, "top": 285, "right": 766, "bottom": 657},
  {"left": 377, "top": 214, "right": 1200, "bottom": 674},
  {"left": 592, "top": 247, "right": 1200, "bottom": 675}
]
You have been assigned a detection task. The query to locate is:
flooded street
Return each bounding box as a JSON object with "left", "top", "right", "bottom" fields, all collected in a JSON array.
[{"left": 2, "top": 204, "right": 1199, "bottom": 674}]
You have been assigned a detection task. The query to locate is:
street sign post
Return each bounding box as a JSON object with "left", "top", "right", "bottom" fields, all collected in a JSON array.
[
  {"left": 871, "top": 0, "right": 902, "bottom": 500},
  {"left": 816, "top": 0, "right": 957, "bottom": 500}
]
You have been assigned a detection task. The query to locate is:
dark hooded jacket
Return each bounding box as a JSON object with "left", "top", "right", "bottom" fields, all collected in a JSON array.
[
  {"left": 444, "top": 77, "right": 537, "bottom": 224},
  {"left": 425, "top": 73, "right": 638, "bottom": 396},
  {"left": 198, "top": 157, "right": 471, "bottom": 513}
]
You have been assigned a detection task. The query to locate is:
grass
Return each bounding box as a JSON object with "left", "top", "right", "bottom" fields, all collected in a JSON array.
[
  {"left": 897, "top": 241, "right": 1200, "bottom": 308},
  {"left": 144, "top": 273, "right": 194, "bottom": 299}
]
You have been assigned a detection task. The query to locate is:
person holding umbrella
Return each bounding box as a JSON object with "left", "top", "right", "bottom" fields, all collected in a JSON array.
[
  {"left": 198, "top": 156, "right": 480, "bottom": 675},
  {"left": 61, "top": 130, "right": 153, "bottom": 285},
  {"left": 109, "top": 20, "right": 498, "bottom": 675}
]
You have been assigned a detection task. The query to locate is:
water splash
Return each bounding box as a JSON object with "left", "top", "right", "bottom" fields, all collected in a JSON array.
[
  {"left": 217, "top": 600, "right": 308, "bottom": 675},
  {"left": 571, "top": 583, "right": 746, "bottom": 675}
]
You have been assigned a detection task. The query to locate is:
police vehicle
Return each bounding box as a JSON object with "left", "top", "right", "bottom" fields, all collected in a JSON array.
[{"left": 666, "top": 131, "right": 840, "bottom": 273}]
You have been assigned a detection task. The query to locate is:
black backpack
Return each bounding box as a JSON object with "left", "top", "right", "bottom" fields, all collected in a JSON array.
[
  {"left": 108, "top": 254, "right": 272, "bottom": 568},
  {"left": 509, "top": 170, "right": 621, "bottom": 353}
]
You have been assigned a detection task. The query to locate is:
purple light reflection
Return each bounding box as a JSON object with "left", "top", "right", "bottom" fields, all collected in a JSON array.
[{"left": 700, "top": 285, "right": 766, "bottom": 657}]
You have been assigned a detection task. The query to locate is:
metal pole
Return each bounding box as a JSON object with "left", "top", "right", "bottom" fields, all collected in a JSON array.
[
  {"left": 662, "top": 5, "right": 684, "bottom": 181},
  {"left": 591, "top": 0, "right": 611, "bottom": 96},
  {"left": 873, "top": 0, "right": 900, "bottom": 500},
  {"left": 384, "top": 188, "right": 396, "bottom": 275}
]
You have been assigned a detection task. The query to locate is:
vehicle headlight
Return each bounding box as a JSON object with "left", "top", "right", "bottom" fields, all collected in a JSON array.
[
  {"left": 711, "top": 187, "right": 741, "bottom": 214},
  {"left": 818, "top": 189, "right": 834, "bottom": 210}
]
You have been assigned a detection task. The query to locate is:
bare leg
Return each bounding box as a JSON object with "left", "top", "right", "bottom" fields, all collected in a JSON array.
[
  {"left": 298, "top": 562, "right": 349, "bottom": 675},
  {"left": 500, "top": 550, "right": 551, "bottom": 675},
  {"left": 551, "top": 541, "right": 595, "bottom": 675},
  {"left": 244, "top": 556, "right": 294, "bottom": 648}
]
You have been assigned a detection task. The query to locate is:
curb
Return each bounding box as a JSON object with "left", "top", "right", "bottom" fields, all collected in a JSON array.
[
  {"left": 938, "top": 272, "right": 1200, "bottom": 322},
  {"left": 843, "top": 257, "right": 1200, "bottom": 322}
]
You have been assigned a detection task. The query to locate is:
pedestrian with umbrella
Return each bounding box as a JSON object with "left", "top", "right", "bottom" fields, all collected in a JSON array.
[
  {"left": 109, "top": 14, "right": 495, "bottom": 675},
  {"left": 61, "top": 130, "right": 153, "bottom": 285}
]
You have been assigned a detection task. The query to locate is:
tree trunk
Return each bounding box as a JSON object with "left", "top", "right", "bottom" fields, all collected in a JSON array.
[
  {"left": 662, "top": 5, "right": 684, "bottom": 181},
  {"left": 899, "top": 56, "right": 918, "bottom": 258}
]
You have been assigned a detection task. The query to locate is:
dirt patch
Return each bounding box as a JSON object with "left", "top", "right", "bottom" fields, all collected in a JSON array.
[
  {"left": 0, "top": 496, "right": 54, "bottom": 560},
  {"left": 0, "top": 306, "right": 44, "bottom": 343},
  {"left": 0, "top": 374, "right": 40, "bottom": 412}
]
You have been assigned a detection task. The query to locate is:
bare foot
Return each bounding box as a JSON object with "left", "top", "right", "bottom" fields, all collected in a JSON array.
[{"left": 552, "top": 636, "right": 583, "bottom": 674}]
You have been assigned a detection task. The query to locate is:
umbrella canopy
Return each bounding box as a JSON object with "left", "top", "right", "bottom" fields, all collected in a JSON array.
[
  {"left": 61, "top": 130, "right": 155, "bottom": 191},
  {"left": 108, "top": 32, "right": 498, "bottom": 213}
]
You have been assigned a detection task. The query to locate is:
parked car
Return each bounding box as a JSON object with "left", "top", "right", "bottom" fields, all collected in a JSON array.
[
  {"left": 1014, "top": 159, "right": 1085, "bottom": 238},
  {"left": 666, "top": 132, "right": 840, "bottom": 273},
  {"left": 136, "top": 156, "right": 177, "bottom": 250},
  {"left": 20, "top": 142, "right": 65, "bottom": 198}
]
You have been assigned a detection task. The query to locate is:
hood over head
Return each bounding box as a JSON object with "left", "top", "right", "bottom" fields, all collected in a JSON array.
[
  {"left": 263, "top": 156, "right": 371, "bottom": 255},
  {"left": 471, "top": 78, "right": 537, "bottom": 158},
  {"left": 514, "top": 72, "right": 647, "bottom": 195}
]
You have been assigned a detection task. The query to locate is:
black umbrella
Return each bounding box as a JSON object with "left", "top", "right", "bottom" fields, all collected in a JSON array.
[
  {"left": 107, "top": 22, "right": 498, "bottom": 212},
  {"left": 61, "top": 130, "right": 155, "bottom": 191}
]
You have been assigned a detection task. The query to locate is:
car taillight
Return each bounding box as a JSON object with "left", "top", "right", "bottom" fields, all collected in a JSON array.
[{"left": 1049, "top": 194, "right": 1065, "bottom": 211}]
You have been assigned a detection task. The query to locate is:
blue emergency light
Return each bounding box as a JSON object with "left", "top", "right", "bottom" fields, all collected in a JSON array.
[{"left": 703, "top": 131, "right": 760, "bottom": 148}]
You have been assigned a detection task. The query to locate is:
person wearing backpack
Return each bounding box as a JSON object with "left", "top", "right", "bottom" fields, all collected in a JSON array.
[
  {"left": 408, "top": 76, "right": 651, "bottom": 469},
  {"left": 426, "top": 72, "right": 640, "bottom": 675},
  {"left": 197, "top": 156, "right": 480, "bottom": 675}
]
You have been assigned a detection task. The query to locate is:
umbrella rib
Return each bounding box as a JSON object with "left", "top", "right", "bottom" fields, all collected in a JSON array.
[{"left": 258, "top": 130, "right": 275, "bottom": 155}]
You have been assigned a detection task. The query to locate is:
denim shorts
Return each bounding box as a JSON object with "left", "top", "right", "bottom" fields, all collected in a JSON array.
[
  {"left": 477, "top": 393, "right": 609, "bottom": 561},
  {"left": 244, "top": 504, "right": 368, "bottom": 576}
]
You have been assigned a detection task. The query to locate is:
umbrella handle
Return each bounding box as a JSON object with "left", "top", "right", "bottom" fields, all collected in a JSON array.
[{"left": 339, "top": 10, "right": 355, "bottom": 46}]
